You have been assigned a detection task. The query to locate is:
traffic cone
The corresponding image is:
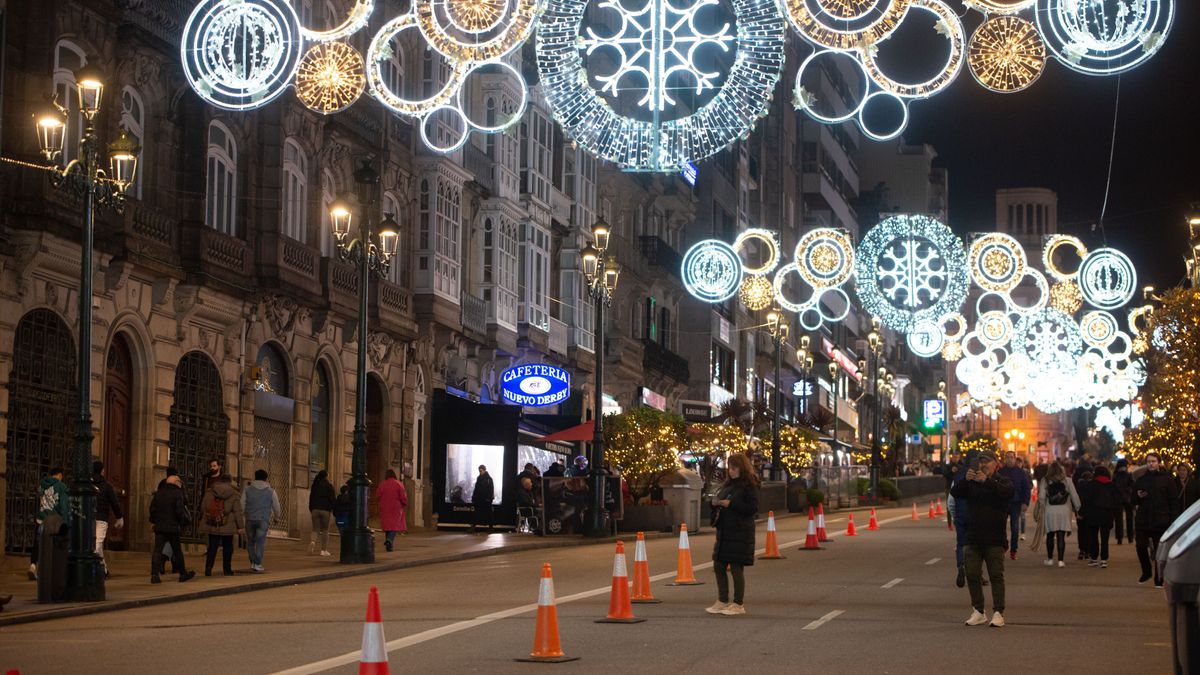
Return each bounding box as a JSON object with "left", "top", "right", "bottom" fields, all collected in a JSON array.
[
  {"left": 799, "top": 507, "right": 822, "bottom": 550},
  {"left": 760, "top": 511, "right": 785, "bottom": 559},
  {"left": 846, "top": 513, "right": 858, "bottom": 536},
  {"left": 935, "top": 497, "right": 944, "bottom": 516},
  {"left": 516, "top": 563, "right": 579, "bottom": 662},
  {"left": 911, "top": 502, "right": 919, "bottom": 521},
  {"left": 868, "top": 507, "right": 880, "bottom": 531},
  {"left": 359, "top": 587, "right": 389, "bottom": 675},
  {"left": 816, "top": 503, "right": 830, "bottom": 543},
  {"left": 631, "top": 532, "right": 661, "bottom": 603},
  {"left": 596, "top": 541, "right": 645, "bottom": 623},
  {"left": 668, "top": 523, "right": 704, "bottom": 585},
  {"left": 928, "top": 501, "right": 937, "bottom": 519}
]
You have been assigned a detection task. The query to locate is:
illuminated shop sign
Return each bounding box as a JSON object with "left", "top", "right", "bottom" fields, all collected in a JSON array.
[{"left": 501, "top": 364, "right": 571, "bottom": 407}]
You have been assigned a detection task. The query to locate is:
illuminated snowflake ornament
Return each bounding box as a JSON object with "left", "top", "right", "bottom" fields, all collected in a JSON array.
[{"left": 1013, "top": 307, "right": 1083, "bottom": 375}]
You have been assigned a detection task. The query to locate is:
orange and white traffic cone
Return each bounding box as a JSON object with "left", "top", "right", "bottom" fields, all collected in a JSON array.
[
  {"left": 800, "top": 507, "right": 822, "bottom": 551},
  {"left": 868, "top": 507, "right": 880, "bottom": 531},
  {"left": 631, "top": 532, "right": 661, "bottom": 603},
  {"left": 846, "top": 513, "right": 858, "bottom": 536},
  {"left": 928, "top": 501, "right": 937, "bottom": 519},
  {"left": 596, "top": 541, "right": 645, "bottom": 623},
  {"left": 669, "top": 523, "right": 704, "bottom": 585},
  {"left": 359, "top": 587, "right": 389, "bottom": 675},
  {"left": 816, "top": 503, "right": 830, "bottom": 543},
  {"left": 935, "top": 497, "right": 944, "bottom": 516},
  {"left": 760, "top": 511, "right": 785, "bottom": 559},
  {"left": 516, "top": 563, "right": 579, "bottom": 663},
  {"left": 911, "top": 502, "right": 920, "bottom": 521}
]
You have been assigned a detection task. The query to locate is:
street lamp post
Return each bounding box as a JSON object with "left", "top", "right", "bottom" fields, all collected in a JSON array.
[
  {"left": 329, "top": 161, "right": 399, "bottom": 564},
  {"left": 828, "top": 361, "right": 840, "bottom": 465},
  {"left": 766, "top": 308, "right": 789, "bottom": 481},
  {"left": 795, "top": 336, "right": 811, "bottom": 416},
  {"left": 582, "top": 218, "right": 620, "bottom": 537},
  {"left": 33, "top": 65, "right": 141, "bottom": 602}
]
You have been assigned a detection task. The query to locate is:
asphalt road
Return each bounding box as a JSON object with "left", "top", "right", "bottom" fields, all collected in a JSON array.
[{"left": 0, "top": 507, "right": 1174, "bottom": 674}]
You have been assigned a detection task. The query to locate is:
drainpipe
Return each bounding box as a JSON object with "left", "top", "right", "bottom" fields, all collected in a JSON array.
[{"left": 236, "top": 306, "right": 257, "bottom": 488}]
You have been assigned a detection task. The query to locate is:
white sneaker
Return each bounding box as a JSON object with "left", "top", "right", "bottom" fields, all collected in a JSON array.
[
  {"left": 320, "top": 550, "right": 331, "bottom": 557},
  {"left": 990, "top": 612, "right": 1006, "bottom": 627},
  {"left": 720, "top": 603, "right": 746, "bottom": 616},
  {"left": 28, "top": 564, "right": 37, "bottom": 581},
  {"left": 1019, "top": 535, "right": 1026, "bottom": 541},
  {"left": 965, "top": 609, "right": 989, "bottom": 626},
  {"left": 1043, "top": 559, "right": 1054, "bottom": 566},
  {"left": 705, "top": 601, "right": 729, "bottom": 614},
  {"left": 1057, "top": 561, "right": 1065, "bottom": 568}
]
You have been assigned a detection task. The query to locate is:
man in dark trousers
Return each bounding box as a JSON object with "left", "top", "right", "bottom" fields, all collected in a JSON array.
[
  {"left": 951, "top": 450, "right": 1014, "bottom": 628},
  {"left": 92, "top": 461, "right": 124, "bottom": 578},
  {"left": 471, "top": 465, "right": 495, "bottom": 534},
  {"left": 997, "top": 451, "right": 1031, "bottom": 560},
  {"left": 148, "top": 474, "right": 196, "bottom": 583},
  {"left": 1133, "top": 452, "right": 1181, "bottom": 587}
]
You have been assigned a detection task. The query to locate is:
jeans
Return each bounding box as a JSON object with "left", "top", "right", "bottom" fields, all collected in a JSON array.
[
  {"left": 714, "top": 562, "right": 746, "bottom": 604},
  {"left": 310, "top": 509, "right": 332, "bottom": 552},
  {"left": 1006, "top": 503, "right": 1023, "bottom": 553},
  {"left": 95, "top": 520, "right": 110, "bottom": 572},
  {"left": 1046, "top": 531, "right": 1067, "bottom": 561},
  {"left": 1114, "top": 504, "right": 1135, "bottom": 542},
  {"left": 205, "top": 534, "right": 234, "bottom": 573},
  {"left": 950, "top": 500, "right": 969, "bottom": 568},
  {"left": 153, "top": 532, "right": 185, "bottom": 576},
  {"left": 247, "top": 520, "right": 269, "bottom": 567},
  {"left": 964, "top": 545, "right": 1005, "bottom": 613},
  {"left": 1136, "top": 529, "right": 1163, "bottom": 583},
  {"left": 385, "top": 530, "right": 399, "bottom": 547}
]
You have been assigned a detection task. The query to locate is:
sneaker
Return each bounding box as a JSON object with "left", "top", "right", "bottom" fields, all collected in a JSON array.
[
  {"left": 1019, "top": 534, "right": 1026, "bottom": 541},
  {"left": 1138, "top": 573, "right": 1152, "bottom": 584},
  {"left": 320, "top": 550, "right": 331, "bottom": 557},
  {"left": 252, "top": 564, "right": 265, "bottom": 573},
  {"left": 1044, "top": 559, "right": 1054, "bottom": 567},
  {"left": 1155, "top": 581, "right": 1164, "bottom": 589},
  {"left": 956, "top": 566, "right": 966, "bottom": 588},
  {"left": 1057, "top": 561, "right": 1065, "bottom": 568},
  {"left": 990, "top": 612, "right": 1006, "bottom": 627},
  {"left": 1100, "top": 561, "right": 1108, "bottom": 569},
  {"left": 150, "top": 574, "right": 162, "bottom": 584},
  {"left": 720, "top": 603, "right": 746, "bottom": 616},
  {"left": 706, "top": 601, "right": 730, "bottom": 614},
  {"left": 1088, "top": 559, "right": 1098, "bottom": 567},
  {"left": 179, "top": 570, "right": 196, "bottom": 582},
  {"left": 1009, "top": 551, "right": 1017, "bottom": 561},
  {"left": 27, "top": 564, "right": 37, "bottom": 581},
  {"left": 965, "top": 609, "right": 989, "bottom": 626}
]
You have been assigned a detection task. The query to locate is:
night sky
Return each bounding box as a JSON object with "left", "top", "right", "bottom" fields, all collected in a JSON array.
[{"left": 896, "top": 2, "right": 1200, "bottom": 291}]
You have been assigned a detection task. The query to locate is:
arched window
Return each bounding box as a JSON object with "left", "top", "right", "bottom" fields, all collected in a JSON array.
[
  {"left": 383, "top": 190, "right": 403, "bottom": 282},
  {"left": 53, "top": 40, "right": 86, "bottom": 166},
  {"left": 254, "top": 343, "right": 290, "bottom": 395},
  {"left": 206, "top": 121, "right": 238, "bottom": 236},
  {"left": 120, "top": 87, "right": 145, "bottom": 199},
  {"left": 296, "top": 0, "right": 314, "bottom": 26},
  {"left": 282, "top": 139, "right": 308, "bottom": 243},
  {"left": 382, "top": 39, "right": 403, "bottom": 98},
  {"left": 320, "top": 169, "right": 336, "bottom": 256}
]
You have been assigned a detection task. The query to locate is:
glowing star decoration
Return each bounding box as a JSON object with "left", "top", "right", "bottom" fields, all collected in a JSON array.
[
  {"left": 854, "top": 214, "right": 969, "bottom": 333},
  {"left": 738, "top": 275, "right": 775, "bottom": 310},
  {"left": 1048, "top": 279, "right": 1083, "bottom": 314},
  {"left": 181, "top": 0, "right": 304, "bottom": 111},
  {"left": 537, "top": 0, "right": 785, "bottom": 171},
  {"left": 907, "top": 319, "right": 945, "bottom": 357},
  {"left": 299, "top": 0, "right": 375, "bottom": 42},
  {"left": 1042, "top": 234, "right": 1088, "bottom": 282},
  {"left": 295, "top": 42, "right": 366, "bottom": 114},
  {"left": 781, "top": 0, "right": 910, "bottom": 50},
  {"left": 968, "top": 232, "right": 1026, "bottom": 292},
  {"left": 795, "top": 228, "right": 854, "bottom": 289},
  {"left": 1078, "top": 247, "right": 1137, "bottom": 310},
  {"left": 682, "top": 239, "right": 743, "bottom": 302},
  {"left": 734, "top": 228, "right": 782, "bottom": 276},
  {"left": 1013, "top": 306, "right": 1083, "bottom": 374},
  {"left": 1035, "top": 0, "right": 1175, "bottom": 76},
  {"left": 968, "top": 15, "right": 1046, "bottom": 94},
  {"left": 859, "top": 0, "right": 965, "bottom": 99}
]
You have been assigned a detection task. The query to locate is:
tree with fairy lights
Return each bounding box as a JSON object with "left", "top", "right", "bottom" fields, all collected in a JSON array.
[
  {"left": 957, "top": 433, "right": 1000, "bottom": 458},
  {"left": 603, "top": 407, "right": 687, "bottom": 503},
  {"left": 756, "top": 425, "right": 819, "bottom": 477}
]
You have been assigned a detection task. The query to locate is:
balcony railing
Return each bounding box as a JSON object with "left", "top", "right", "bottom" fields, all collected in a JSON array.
[
  {"left": 549, "top": 317, "right": 569, "bottom": 356},
  {"left": 371, "top": 279, "right": 416, "bottom": 339},
  {"left": 463, "top": 143, "right": 496, "bottom": 194},
  {"left": 461, "top": 291, "right": 487, "bottom": 335},
  {"left": 639, "top": 236, "right": 682, "bottom": 280},
  {"left": 642, "top": 338, "right": 690, "bottom": 384}
]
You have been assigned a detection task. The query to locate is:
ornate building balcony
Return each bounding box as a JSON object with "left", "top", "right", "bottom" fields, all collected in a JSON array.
[
  {"left": 461, "top": 291, "right": 487, "bottom": 337},
  {"left": 642, "top": 338, "right": 690, "bottom": 384},
  {"left": 179, "top": 222, "right": 253, "bottom": 294},
  {"left": 371, "top": 280, "right": 417, "bottom": 341},
  {"left": 321, "top": 257, "right": 360, "bottom": 316},
  {"left": 639, "top": 235, "right": 682, "bottom": 280},
  {"left": 258, "top": 233, "right": 323, "bottom": 305}
]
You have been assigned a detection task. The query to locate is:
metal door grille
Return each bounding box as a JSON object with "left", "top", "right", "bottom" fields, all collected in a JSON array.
[
  {"left": 252, "top": 418, "right": 291, "bottom": 530},
  {"left": 168, "top": 351, "right": 228, "bottom": 541},
  {"left": 3, "top": 310, "right": 77, "bottom": 553}
]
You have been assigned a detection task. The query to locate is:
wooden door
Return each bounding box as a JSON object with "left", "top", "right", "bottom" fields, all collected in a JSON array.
[{"left": 103, "top": 337, "right": 134, "bottom": 549}]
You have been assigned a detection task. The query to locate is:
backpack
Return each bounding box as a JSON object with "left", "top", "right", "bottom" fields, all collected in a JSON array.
[
  {"left": 206, "top": 495, "right": 228, "bottom": 527},
  {"left": 1047, "top": 480, "right": 1069, "bottom": 506}
]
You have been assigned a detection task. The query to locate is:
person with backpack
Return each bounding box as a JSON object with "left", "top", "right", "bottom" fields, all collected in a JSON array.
[
  {"left": 242, "top": 469, "right": 282, "bottom": 573},
  {"left": 198, "top": 474, "right": 244, "bottom": 576},
  {"left": 1078, "top": 465, "right": 1118, "bottom": 567},
  {"left": 1112, "top": 459, "right": 1135, "bottom": 544},
  {"left": 1037, "top": 461, "right": 1080, "bottom": 567},
  {"left": 29, "top": 467, "right": 69, "bottom": 581}
]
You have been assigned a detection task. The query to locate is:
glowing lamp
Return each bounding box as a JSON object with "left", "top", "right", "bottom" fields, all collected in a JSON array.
[
  {"left": 329, "top": 199, "right": 353, "bottom": 240},
  {"left": 34, "top": 104, "right": 67, "bottom": 161},
  {"left": 592, "top": 218, "right": 610, "bottom": 252},
  {"left": 74, "top": 64, "right": 105, "bottom": 120},
  {"left": 107, "top": 130, "right": 141, "bottom": 192}
]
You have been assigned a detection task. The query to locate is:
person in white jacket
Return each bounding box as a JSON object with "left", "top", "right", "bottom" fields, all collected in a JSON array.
[{"left": 1038, "top": 461, "right": 1080, "bottom": 567}]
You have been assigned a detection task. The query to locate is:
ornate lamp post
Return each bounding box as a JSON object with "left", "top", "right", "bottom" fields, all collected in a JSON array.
[
  {"left": 828, "top": 361, "right": 840, "bottom": 464},
  {"left": 329, "top": 161, "right": 399, "bottom": 563},
  {"left": 795, "top": 336, "right": 811, "bottom": 416},
  {"left": 766, "top": 307, "right": 789, "bottom": 481},
  {"left": 866, "top": 320, "right": 883, "bottom": 499},
  {"left": 34, "top": 64, "right": 141, "bottom": 602},
  {"left": 581, "top": 218, "right": 620, "bottom": 537}
]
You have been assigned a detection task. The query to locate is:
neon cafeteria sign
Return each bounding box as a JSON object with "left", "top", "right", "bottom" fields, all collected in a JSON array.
[{"left": 501, "top": 364, "right": 571, "bottom": 407}]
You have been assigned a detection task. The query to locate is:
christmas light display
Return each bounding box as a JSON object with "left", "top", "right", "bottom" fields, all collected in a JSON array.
[
  {"left": 793, "top": 50, "right": 870, "bottom": 125},
  {"left": 738, "top": 275, "right": 775, "bottom": 310},
  {"left": 1078, "top": 247, "right": 1137, "bottom": 310},
  {"left": 854, "top": 214, "right": 969, "bottom": 333},
  {"left": 968, "top": 15, "right": 1046, "bottom": 94},
  {"left": 1004, "top": 269, "right": 1049, "bottom": 313},
  {"left": 907, "top": 319, "right": 945, "bottom": 358},
  {"left": 941, "top": 339, "right": 964, "bottom": 362},
  {"left": 683, "top": 239, "right": 743, "bottom": 302},
  {"left": 977, "top": 310, "right": 1013, "bottom": 347},
  {"left": 941, "top": 311, "right": 968, "bottom": 341},
  {"left": 781, "top": 0, "right": 909, "bottom": 51},
  {"left": 300, "top": 0, "right": 374, "bottom": 42},
  {"left": 772, "top": 263, "right": 813, "bottom": 314},
  {"left": 795, "top": 227, "right": 854, "bottom": 288},
  {"left": 734, "top": 228, "right": 782, "bottom": 276},
  {"left": 968, "top": 232, "right": 1026, "bottom": 292},
  {"left": 416, "top": 0, "right": 541, "bottom": 62},
  {"left": 1013, "top": 306, "right": 1082, "bottom": 375},
  {"left": 295, "top": 42, "right": 366, "bottom": 114},
  {"left": 1035, "top": 0, "right": 1175, "bottom": 76},
  {"left": 964, "top": 0, "right": 1035, "bottom": 14},
  {"left": 181, "top": 0, "right": 304, "bottom": 111},
  {"left": 1081, "top": 310, "right": 1119, "bottom": 349},
  {"left": 1048, "top": 279, "right": 1083, "bottom": 314},
  {"left": 1042, "top": 234, "right": 1088, "bottom": 282},
  {"left": 537, "top": 0, "right": 786, "bottom": 170},
  {"left": 857, "top": 91, "right": 910, "bottom": 142},
  {"left": 859, "top": 0, "right": 965, "bottom": 99}
]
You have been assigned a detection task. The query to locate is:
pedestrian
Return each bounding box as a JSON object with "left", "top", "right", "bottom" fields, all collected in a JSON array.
[
  {"left": 29, "top": 467, "right": 69, "bottom": 581},
  {"left": 154, "top": 466, "right": 182, "bottom": 574},
  {"left": 543, "top": 461, "right": 565, "bottom": 477},
  {"left": 1134, "top": 452, "right": 1181, "bottom": 587},
  {"left": 1074, "top": 468, "right": 1094, "bottom": 560},
  {"left": 950, "top": 450, "right": 1014, "bottom": 627},
  {"left": 199, "top": 474, "right": 244, "bottom": 576},
  {"left": 1037, "top": 461, "right": 1080, "bottom": 567},
  {"left": 566, "top": 456, "right": 588, "bottom": 477},
  {"left": 242, "top": 469, "right": 281, "bottom": 572},
  {"left": 517, "top": 476, "right": 538, "bottom": 509},
  {"left": 997, "top": 451, "right": 1031, "bottom": 560},
  {"left": 1113, "top": 458, "right": 1135, "bottom": 544},
  {"left": 948, "top": 454, "right": 972, "bottom": 588},
  {"left": 706, "top": 452, "right": 759, "bottom": 617},
  {"left": 1078, "top": 465, "right": 1117, "bottom": 568},
  {"left": 92, "top": 461, "right": 124, "bottom": 578},
  {"left": 378, "top": 469, "right": 409, "bottom": 551},
  {"left": 471, "top": 465, "right": 495, "bottom": 534},
  {"left": 308, "top": 470, "right": 336, "bottom": 557},
  {"left": 1175, "top": 462, "right": 1200, "bottom": 509},
  {"left": 148, "top": 474, "right": 196, "bottom": 583},
  {"left": 334, "top": 483, "right": 352, "bottom": 532},
  {"left": 204, "top": 457, "right": 226, "bottom": 492}
]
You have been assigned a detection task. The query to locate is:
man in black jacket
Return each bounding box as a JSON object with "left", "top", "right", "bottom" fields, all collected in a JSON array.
[
  {"left": 92, "top": 461, "right": 124, "bottom": 578},
  {"left": 1133, "top": 452, "right": 1181, "bottom": 587},
  {"left": 1112, "top": 459, "right": 1135, "bottom": 544},
  {"left": 471, "top": 465, "right": 495, "bottom": 534},
  {"left": 148, "top": 475, "right": 196, "bottom": 583},
  {"left": 950, "top": 450, "right": 1014, "bottom": 628}
]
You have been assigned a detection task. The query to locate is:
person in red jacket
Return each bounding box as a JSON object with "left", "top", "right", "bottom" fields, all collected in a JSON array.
[{"left": 377, "top": 470, "right": 409, "bottom": 552}]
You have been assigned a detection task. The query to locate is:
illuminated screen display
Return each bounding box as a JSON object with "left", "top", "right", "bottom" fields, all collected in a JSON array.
[{"left": 445, "top": 443, "right": 504, "bottom": 505}]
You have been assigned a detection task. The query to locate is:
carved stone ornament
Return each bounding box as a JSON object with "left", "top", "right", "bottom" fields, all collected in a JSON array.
[
  {"left": 367, "top": 331, "right": 395, "bottom": 371},
  {"left": 263, "top": 294, "right": 300, "bottom": 339}
]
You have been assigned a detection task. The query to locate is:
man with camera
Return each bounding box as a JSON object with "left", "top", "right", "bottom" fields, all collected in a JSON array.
[{"left": 950, "top": 450, "right": 1015, "bottom": 627}]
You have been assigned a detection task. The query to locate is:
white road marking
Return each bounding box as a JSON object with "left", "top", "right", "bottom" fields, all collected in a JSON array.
[
  {"left": 881, "top": 577, "right": 904, "bottom": 589},
  {"left": 802, "top": 610, "right": 845, "bottom": 630},
  {"left": 272, "top": 512, "right": 913, "bottom": 674},
  {"left": 925, "top": 557, "right": 941, "bottom": 565}
]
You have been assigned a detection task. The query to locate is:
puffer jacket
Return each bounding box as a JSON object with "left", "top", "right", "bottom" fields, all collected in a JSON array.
[
  {"left": 711, "top": 480, "right": 759, "bottom": 566},
  {"left": 198, "top": 481, "right": 245, "bottom": 535}
]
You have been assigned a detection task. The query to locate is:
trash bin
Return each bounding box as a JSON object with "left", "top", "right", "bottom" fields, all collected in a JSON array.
[
  {"left": 36, "top": 514, "right": 68, "bottom": 603},
  {"left": 1164, "top": 517, "right": 1200, "bottom": 675},
  {"left": 660, "top": 468, "right": 703, "bottom": 533},
  {"left": 1158, "top": 501, "right": 1200, "bottom": 582}
]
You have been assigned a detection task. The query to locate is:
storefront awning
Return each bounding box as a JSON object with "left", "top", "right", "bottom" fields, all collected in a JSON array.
[{"left": 536, "top": 420, "right": 594, "bottom": 443}]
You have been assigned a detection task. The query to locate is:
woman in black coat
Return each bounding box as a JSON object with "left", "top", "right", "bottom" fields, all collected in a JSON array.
[
  {"left": 1078, "top": 466, "right": 1118, "bottom": 567},
  {"left": 707, "top": 452, "right": 760, "bottom": 616}
]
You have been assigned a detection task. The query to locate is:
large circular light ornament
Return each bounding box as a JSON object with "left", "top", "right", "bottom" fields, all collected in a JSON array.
[
  {"left": 968, "top": 232, "right": 1026, "bottom": 292},
  {"left": 537, "top": 0, "right": 786, "bottom": 171},
  {"left": 1048, "top": 279, "right": 1083, "bottom": 314},
  {"left": 1078, "top": 247, "right": 1137, "bottom": 309},
  {"left": 968, "top": 15, "right": 1046, "bottom": 93},
  {"left": 416, "top": 0, "right": 541, "bottom": 62},
  {"left": 942, "top": 340, "right": 964, "bottom": 362},
  {"left": 964, "top": 0, "right": 1035, "bottom": 14},
  {"left": 738, "top": 275, "right": 775, "bottom": 311},
  {"left": 940, "top": 311, "right": 968, "bottom": 341},
  {"left": 682, "top": 239, "right": 743, "bottom": 302},
  {"left": 854, "top": 214, "right": 969, "bottom": 333},
  {"left": 794, "top": 50, "right": 871, "bottom": 124},
  {"left": 1035, "top": 0, "right": 1175, "bottom": 76},
  {"left": 907, "top": 320, "right": 945, "bottom": 357},
  {"left": 299, "top": 0, "right": 374, "bottom": 42},
  {"left": 1042, "top": 234, "right": 1088, "bottom": 282},
  {"left": 1014, "top": 307, "right": 1083, "bottom": 374},
  {"left": 1081, "top": 311, "right": 1119, "bottom": 349},
  {"left": 859, "top": 0, "right": 965, "bottom": 99},
  {"left": 795, "top": 228, "right": 854, "bottom": 288},
  {"left": 735, "top": 228, "right": 782, "bottom": 276},
  {"left": 781, "top": 0, "right": 910, "bottom": 50},
  {"left": 367, "top": 14, "right": 471, "bottom": 117},
  {"left": 181, "top": 0, "right": 304, "bottom": 111},
  {"left": 978, "top": 311, "right": 1014, "bottom": 347},
  {"left": 773, "top": 263, "right": 816, "bottom": 313},
  {"left": 295, "top": 42, "right": 366, "bottom": 114}
]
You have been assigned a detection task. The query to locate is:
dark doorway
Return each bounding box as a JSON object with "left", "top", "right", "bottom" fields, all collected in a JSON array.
[
  {"left": 102, "top": 335, "right": 134, "bottom": 549},
  {"left": 168, "top": 351, "right": 228, "bottom": 541}
]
